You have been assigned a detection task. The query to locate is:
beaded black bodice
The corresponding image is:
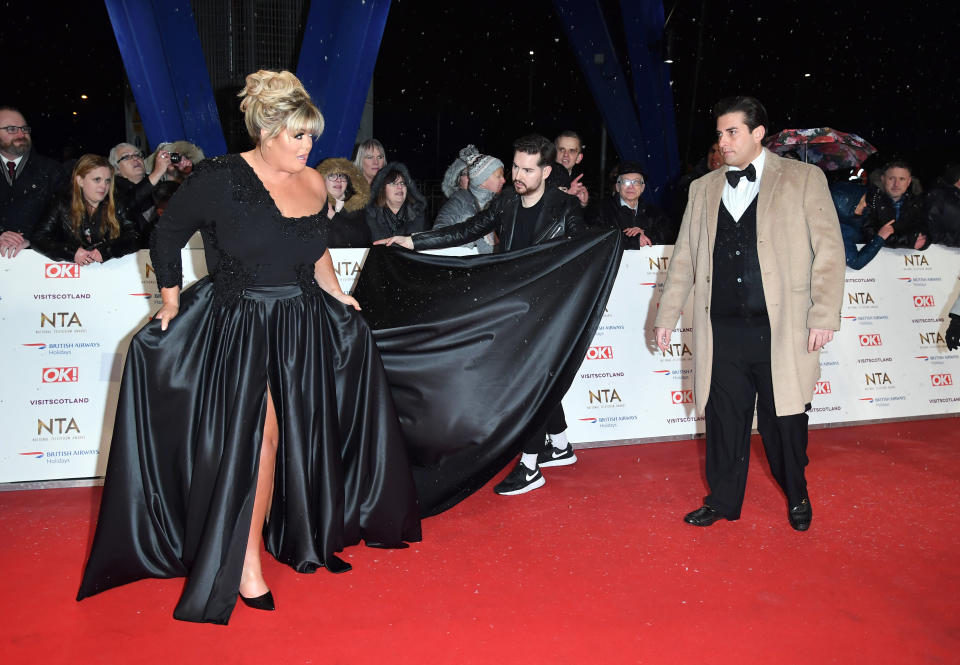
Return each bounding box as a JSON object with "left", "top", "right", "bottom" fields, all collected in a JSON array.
[{"left": 149, "top": 154, "right": 330, "bottom": 294}]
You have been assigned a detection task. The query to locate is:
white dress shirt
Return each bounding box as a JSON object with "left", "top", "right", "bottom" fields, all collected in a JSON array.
[{"left": 721, "top": 149, "right": 765, "bottom": 221}]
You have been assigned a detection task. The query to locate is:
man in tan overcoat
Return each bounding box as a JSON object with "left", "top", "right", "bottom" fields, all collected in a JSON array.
[{"left": 654, "top": 96, "right": 844, "bottom": 531}]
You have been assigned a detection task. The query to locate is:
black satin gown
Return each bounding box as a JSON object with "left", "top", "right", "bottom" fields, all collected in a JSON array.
[
  {"left": 76, "top": 155, "right": 421, "bottom": 624},
  {"left": 354, "top": 229, "right": 623, "bottom": 516}
]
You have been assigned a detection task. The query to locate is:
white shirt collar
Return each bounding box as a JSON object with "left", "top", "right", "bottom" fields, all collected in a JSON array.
[
  {"left": 727, "top": 148, "right": 765, "bottom": 179},
  {"left": 619, "top": 196, "right": 638, "bottom": 210}
]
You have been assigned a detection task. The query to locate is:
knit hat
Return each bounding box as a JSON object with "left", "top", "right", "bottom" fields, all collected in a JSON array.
[{"left": 467, "top": 152, "right": 504, "bottom": 189}]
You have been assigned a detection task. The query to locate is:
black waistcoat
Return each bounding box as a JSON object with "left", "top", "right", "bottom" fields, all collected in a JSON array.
[{"left": 711, "top": 197, "right": 768, "bottom": 326}]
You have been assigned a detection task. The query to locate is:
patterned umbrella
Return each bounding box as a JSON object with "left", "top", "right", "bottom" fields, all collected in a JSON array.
[{"left": 764, "top": 128, "right": 877, "bottom": 171}]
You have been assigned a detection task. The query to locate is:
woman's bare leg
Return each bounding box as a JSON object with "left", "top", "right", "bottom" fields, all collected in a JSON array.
[{"left": 239, "top": 385, "right": 278, "bottom": 598}]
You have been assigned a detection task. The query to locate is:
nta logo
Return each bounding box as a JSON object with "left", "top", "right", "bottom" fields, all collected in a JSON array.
[
  {"left": 648, "top": 257, "right": 669, "bottom": 270},
  {"left": 661, "top": 343, "right": 692, "bottom": 357},
  {"left": 44, "top": 264, "right": 79, "bottom": 278},
  {"left": 814, "top": 381, "right": 831, "bottom": 395},
  {"left": 931, "top": 374, "right": 953, "bottom": 386},
  {"left": 40, "top": 312, "right": 82, "bottom": 327},
  {"left": 37, "top": 417, "right": 80, "bottom": 435},
  {"left": 865, "top": 372, "right": 892, "bottom": 386},
  {"left": 42, "top": 367, "right": 78, "bottom": 383},
  {"left": 847, "top": 292, "right": 874, "bottom": 304},
  {"left": 904, "top": 254, "right": 929, "bottom": 267},
  {"left": 671, "top": 389, "right": 694, "bottom": 404},
  {"left": 858, "top": 334, "right": 882, "bottom": 347},
  {"left": 919, "top": 332, "right": 946, "bottom": 346},
  {"left": 589, "top": 389, "right": 622, "bottom": 404},
  {"left": 586, "top": 346, "right": 613, "bottom": 360},
  {"left": 913, "top": 295, "right": 935, "bottom": 308}
]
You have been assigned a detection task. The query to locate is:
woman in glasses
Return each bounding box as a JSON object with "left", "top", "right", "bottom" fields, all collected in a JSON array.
[
  {"left": 365, "top": 162, "right": 428, "bottom": 242},
  {"left": 315, "top": 157, "right": 368, "bottom": 220},
  {"left": 109, "top": 142, "right": 171, "bottom": 243},
  {"left": 315, "top": 156, "right": 372, "bottom": 246},
  {"left": 31, "top": 153, "right": 140, "bottom": 265}
]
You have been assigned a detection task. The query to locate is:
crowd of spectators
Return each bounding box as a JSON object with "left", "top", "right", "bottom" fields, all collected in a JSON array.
[{"left": 2, "top": 100, "right": 959, "bottom": 273}]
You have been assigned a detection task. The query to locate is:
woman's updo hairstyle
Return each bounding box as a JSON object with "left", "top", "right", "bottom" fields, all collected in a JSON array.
[{"left": 238, "top": 70, "right": 325, "bottom": 144}]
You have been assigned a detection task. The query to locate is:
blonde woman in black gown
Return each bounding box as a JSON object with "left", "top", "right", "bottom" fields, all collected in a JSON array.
[{"left": 77, "top": 70, "right": 421, "bottom": 624}]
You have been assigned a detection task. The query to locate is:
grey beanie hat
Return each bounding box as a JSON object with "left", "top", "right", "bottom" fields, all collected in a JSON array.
[{"left": 467, "top": 152, "right": 504, "bottom": 188}]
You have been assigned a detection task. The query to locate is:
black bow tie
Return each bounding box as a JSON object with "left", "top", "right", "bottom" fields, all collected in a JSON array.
[{"left": 726, "top": 163, "right": 757, "bottom": 188}]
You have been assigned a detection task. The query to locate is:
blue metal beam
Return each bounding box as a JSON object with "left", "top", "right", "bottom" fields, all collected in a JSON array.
[
  {"left": 620, "top": 0, "right": 681, "bottom": 190},
  {"left": 297, "top": 0, "right": 392, "bottom": 166},
  {"left": 552, "top": 0, "right": 678, "bottom": 203},
  {"left": 104, "top": 0, "right": 227, "bottom": 157}
]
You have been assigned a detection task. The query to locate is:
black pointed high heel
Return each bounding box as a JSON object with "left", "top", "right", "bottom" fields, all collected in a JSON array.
[{"left": 239, "top": 590, "right": 275, "bottom": 611}]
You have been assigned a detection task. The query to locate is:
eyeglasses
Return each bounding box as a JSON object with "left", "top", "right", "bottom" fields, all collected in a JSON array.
[
  {"left": 326, "top": 173, "right": 348, "bottom": 182},
  {"left": 1, "top": 125, "right": 31, "bottom": 135},
  {"left": 386, "top": 180, "right": 406, "bottom": 189},
  {"left": 617, "top": 177, "right": 644, "bottom": 187},
  {"left": 117, "top": 152, "right": 144, "bottom": 163}
]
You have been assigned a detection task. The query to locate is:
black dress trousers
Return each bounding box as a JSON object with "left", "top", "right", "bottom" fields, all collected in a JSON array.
[{"left": 704, "top": 323, "right": 810, "bottom": 518}]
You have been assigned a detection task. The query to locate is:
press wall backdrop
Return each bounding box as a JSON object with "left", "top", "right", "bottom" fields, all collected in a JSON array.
[{"left": 2, "top": 244, "right": 958, "bottom": 484}]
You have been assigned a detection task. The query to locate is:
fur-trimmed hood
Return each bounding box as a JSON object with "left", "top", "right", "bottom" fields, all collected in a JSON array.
[
  {"left": 315, "top": 157, "right": 369, "bottom": 213},
  {"left": 368, "top": 162, "right": 426, "bottom": 217}
]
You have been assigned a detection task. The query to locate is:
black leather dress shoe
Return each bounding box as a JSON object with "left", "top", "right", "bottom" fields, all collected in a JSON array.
[
  {"left": 684, "top": 505, "right": 725, "bottom": 527},
  {"left": 788, "top": 498, "right": 812, "bottom": 531}
]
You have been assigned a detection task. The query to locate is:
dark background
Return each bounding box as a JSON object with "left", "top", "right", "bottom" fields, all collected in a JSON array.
[{"left": 5, "top": 1, "right": 959, "bottom": 188}]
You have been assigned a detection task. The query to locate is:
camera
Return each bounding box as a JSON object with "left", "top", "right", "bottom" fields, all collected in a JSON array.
[{"left": 169, "top": 152, "right": 182, "bottom": 164}]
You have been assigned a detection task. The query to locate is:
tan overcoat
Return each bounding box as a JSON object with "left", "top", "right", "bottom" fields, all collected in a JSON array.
[{"left": 654, "top": 149, "right": 845, "bottom": 416}]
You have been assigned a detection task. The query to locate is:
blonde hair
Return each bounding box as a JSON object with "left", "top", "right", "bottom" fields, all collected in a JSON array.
[
  {"left": 237, "top": 70, "right": 325, "bottom": 143},
  {"left": 71, "top": 154, "right": 120, "bottom": 240}
]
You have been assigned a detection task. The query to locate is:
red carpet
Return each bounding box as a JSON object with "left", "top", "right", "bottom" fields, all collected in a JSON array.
[{"left": 2, "top": 418, "right": 958, "bottom": 664}]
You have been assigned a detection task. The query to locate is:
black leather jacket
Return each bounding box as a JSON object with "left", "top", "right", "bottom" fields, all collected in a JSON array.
[
  {"left": 413, "top": 186, "right": 585, "bottom": 252},
  {"left": 32, "top": 194, "right": 140, "bottom": 262}
]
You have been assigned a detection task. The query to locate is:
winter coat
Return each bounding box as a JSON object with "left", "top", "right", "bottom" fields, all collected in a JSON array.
[
  {"left": 1, "top": 150, "right": 66, "bottom": 237},
  {"left": 862, "top": 185, "right": 928, "bottom": 249},
  {"left": 31, "top": 194, "right": 140, "bottom": 262},
  {"left": 365, "top": 162, "right": 428, "bottom": 242},
  {"left": 315, "top": 157, "right": 370, "bottom": 214},
  {"left": 924, "top": 182, "right": 960, "bottom": 247},
  {"left": 413, "top": 186, "right": 585, "bottom": 253},
  {"left": 830, "top": 181, "right": 884, "bottom": 270},
  {"left": 433, "top": 187, "right": 497, "bottom": 253},
  {"left": 593, "top": 196, "right": 675, "bottom": 248},
  {"left": 654, "top": 149, "right": 845, "bottom": 417}
]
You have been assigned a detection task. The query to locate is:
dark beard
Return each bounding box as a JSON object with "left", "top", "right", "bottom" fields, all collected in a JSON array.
[{"left": 1, "top": 138, "right": 30, "bottom": 158}]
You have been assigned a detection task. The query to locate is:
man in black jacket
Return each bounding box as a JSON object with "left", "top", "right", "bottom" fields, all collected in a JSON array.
[
  {"left": 594, "top": 161, "right": 675, "bottom": 247},
  {"left": 862, "top": 160, "right": 928, "bottom": 250},
  {"left": 0, "top": 106, "right": 65, "bottom": 258},
  {"left": 377, "top": 134, "right": 584, "bottom": 495}
]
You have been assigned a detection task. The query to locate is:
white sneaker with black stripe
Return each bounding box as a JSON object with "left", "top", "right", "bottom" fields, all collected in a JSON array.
[
  {"left": 538, "top": 443, "right": 577, "bottom": 468},
  {"left": 493, "top": 460, "right": 545, "bottom": 496}
]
